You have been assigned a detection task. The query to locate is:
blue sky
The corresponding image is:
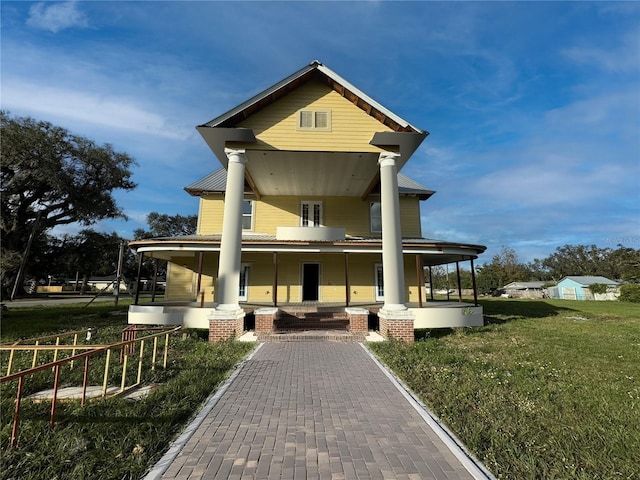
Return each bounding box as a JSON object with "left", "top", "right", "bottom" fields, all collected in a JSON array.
[{"left": 2, "top": 1, "right": 639, "bottom": 264}]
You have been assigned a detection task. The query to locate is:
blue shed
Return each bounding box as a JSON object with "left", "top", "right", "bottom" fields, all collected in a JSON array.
[{"left": 556, "top": 276, "right": 618, "bottom": 300}]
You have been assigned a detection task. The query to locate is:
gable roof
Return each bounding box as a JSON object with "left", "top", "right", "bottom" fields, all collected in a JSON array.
[
  {"left": 559, "top": 276, "right": 618, "bottom": 286},
  {"left": 199, "top": 60, "right": 425, "bottom": 135},
  {"left": 196, "top": 61, "right": 429, "bottom": 199},
  {"left": 184, "top": 168, "right": 435, "bottom": 200}
]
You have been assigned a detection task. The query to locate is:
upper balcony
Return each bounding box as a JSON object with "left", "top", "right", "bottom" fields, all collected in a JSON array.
[{"left": 276, "top": 226, "right": 345, "bottom": 242}]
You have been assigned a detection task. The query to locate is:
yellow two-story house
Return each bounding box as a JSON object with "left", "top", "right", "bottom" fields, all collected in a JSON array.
[{"left": 128, "top": 61, "right": 485, "bottom": 342}]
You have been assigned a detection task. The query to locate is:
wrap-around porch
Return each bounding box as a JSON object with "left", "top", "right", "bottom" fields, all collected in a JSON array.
[{"left": 128, "top": 240, "right": 485, "bottom": 340}]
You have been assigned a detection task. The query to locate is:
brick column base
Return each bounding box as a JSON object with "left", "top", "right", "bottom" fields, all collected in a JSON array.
[
  {"left": 378, "top": 308, "right": 414, "bottom": 343},
  {"left": 255, "top": 307, "right": 277, "bottom": 333},
  {"left": 208, "top": 309, "right": 245, "bottom": 342},
  {"left": 346, "top": 307, "right": 369, "bottom": 333}
]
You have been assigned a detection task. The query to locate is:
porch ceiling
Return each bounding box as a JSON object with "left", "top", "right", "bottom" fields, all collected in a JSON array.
[{"left": 244, "top": 150, "right": 379, "bottom": 197}]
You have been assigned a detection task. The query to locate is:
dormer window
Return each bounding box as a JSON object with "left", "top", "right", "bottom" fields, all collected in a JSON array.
[{"left": 298, "top": 110, "right": 331, "bottom": 131}]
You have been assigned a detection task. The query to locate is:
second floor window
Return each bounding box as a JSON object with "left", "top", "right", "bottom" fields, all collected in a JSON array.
[
  {"left": 297, "top": 110, "right": 331, "bottom": 131},
  {"left": 370, "top": 202, "right": 382, "bottom": 233},
  {"left": 242, "top": 200, "right": 253, "bottom": 230},
  {"left": 301, "top": 201, "right": 322, "bottom": 227}
]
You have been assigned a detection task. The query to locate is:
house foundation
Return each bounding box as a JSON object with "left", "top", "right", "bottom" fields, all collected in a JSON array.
[
  {"left": 346, "top": 307, "right": 369, "bottom": 333},
  {"left": 255, "top": 307, "right": 278, "bottom": 334},
  {"left": 208, "top": 309, "right": 245, "bottom": 342},
  {"left": 378, "top": 308, "right": 415, "bottom": 343}
]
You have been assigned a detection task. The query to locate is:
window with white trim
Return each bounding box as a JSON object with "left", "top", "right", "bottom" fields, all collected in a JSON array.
[
  {"left": 297, "top": 110, "right": 331, "bottom": 131},
  {"left": 370, "top": 202, "right": 382, "bottom": 233},
  {"left": 375, "top": 264, "right": 384, "bottom": 301},
  {"left": 239, "top": 265, "right": 250, "bottom": 301},
  {"left": 242, "top": 200, "right": 253, "bottom": 230},
  {"left": 300, "top": 201, "right": 322, "bottom": 227}
]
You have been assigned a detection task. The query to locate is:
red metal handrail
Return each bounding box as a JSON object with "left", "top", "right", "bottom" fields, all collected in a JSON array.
[{"left": 1, "top": 326, "right": 181, "bottom": 448}]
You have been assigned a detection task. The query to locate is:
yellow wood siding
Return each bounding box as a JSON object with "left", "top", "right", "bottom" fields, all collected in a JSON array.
[
  {"left": 399, "top": 197, "right": 422, "bottom": 237},
  {"left": 347, "top": 254, "right": 381, "bottom": 303},
  {"left": 236, "top": 252, "right": 388, "bottom": 304},
  {"left": 166, "top": 251, "right": 423, "bottom": 305},
  {"left": 404, "top": 255, "right": 423, "bottom": 304},
  {"left": 186, "top": 195, "right": 422, "bottom": 237},
  {"left": 324, "top": 197, "right": 370, "bottom": 236},
  {"left": 165, "top": 254, "right": 221, "bottom": 303},
  {"left": 165, "top": 259, "right": 195, "bottom": 301},
  {"left": 198, "top": 195, "right": 224, "bottom": 235},
  {"left": 252, "top": 197, "right": 298, "bottom": 234},
  {"left": 199, "top": 253, "right": 219, "bottom": 303},
  {"left": 241, "top": 253, "right": 276, "bottom": 304},
  {"left": 320, "top": 254, "right": 348, "bottom": 302},
  {"left": 235, "top": 79, "right": 393, "bottom": 153}
]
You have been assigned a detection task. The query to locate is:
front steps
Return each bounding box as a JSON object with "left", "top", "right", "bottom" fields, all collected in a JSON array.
[
  {"left": 257, "top": 308, "right": 365, "bottom": 342},
  {"left": 275, "top": 310, "right": 349, "bottom": 331}
]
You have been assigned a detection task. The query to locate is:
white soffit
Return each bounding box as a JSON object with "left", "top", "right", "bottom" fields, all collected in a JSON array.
[{"left": 245, "top": 150, "right": 379, "bottom": 196}]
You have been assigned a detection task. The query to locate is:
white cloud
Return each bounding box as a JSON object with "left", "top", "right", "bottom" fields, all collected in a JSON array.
[
  {"left": 471, "top": 155, "right": 627, "bottom": 209},
  {"left": 2, "top": 78, "right": 190, "bottom": 140},
  {"left": 27, "top": 1, "right": 89, "bottom": 33},
  {"left": 562, "top": 29, "right": 640, "bottom": 73},
  {"left": 544, "top": 90, "right": 639, "bottom": 141}
]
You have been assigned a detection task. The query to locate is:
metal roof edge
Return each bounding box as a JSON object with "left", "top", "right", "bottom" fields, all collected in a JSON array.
[
  {"left": 316, "top": 63, "right": 424, "bottom": 134},
  {"left": 199, "top": 62, "right": 319, "bottom": 128}
]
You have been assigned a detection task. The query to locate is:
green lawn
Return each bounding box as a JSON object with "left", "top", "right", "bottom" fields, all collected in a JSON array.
[
  {"left": 2, "top": 299, "right": 638, "bottom": 479},
  {"left": 0, "top": 302, "right": 254, "bottom": 480},
  {"left": 370, "top": 298, "right": 640, "bottom": 480}
]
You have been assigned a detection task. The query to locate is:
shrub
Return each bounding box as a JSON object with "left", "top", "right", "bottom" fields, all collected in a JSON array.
[
  {"left": 588, "top": 283, "right": 608, "bottom": 295},
  {"left": 619, "top": 283, "right": 640, "bottom": 303}
]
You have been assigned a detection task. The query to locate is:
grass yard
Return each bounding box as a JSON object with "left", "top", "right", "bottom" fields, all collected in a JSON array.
[
  {"left": 0, "top": 302, "right": 254, "bottom": 480},
  {"left": 370, "top": 298, "right": 640, "bottom": 480}
]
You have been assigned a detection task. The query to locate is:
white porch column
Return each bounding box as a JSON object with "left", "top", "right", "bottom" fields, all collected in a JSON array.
[
  {"left": 378, "top": 152, "right": 406, "bottom": 311},
  {"left": 378, "top": 152, "right": 414, "bottom": 342},
  {"left": 216, "top": 148, "right": 246, "bottom": 311}
]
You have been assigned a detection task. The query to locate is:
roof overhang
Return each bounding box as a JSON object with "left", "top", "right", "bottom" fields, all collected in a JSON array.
[
  {"left": 195, "top": 127, "right": 257, "bottom": 169},
  {"left": 194, "top": 132, "right": 428, "bottom": 198},
  {"left": 129, "top": 237, "right": 485, "bottom": 266}
]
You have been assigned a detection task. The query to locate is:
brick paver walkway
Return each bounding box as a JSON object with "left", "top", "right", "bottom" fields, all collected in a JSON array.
[{"left": 147, "top": 342, "right": 492, "bottom": 480}]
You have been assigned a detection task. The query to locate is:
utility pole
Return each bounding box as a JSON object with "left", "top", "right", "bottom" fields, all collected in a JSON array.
[
  {"left": 114, "top": 241, "right": 125, "bottom": 306},
  {"left": 11, "top": 212, "right": 42, "bottom": 301}
]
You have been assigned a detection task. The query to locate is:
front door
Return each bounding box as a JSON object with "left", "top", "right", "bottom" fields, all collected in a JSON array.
[{"left": 302, "top": 263, "right": 319, "bottom": 301}]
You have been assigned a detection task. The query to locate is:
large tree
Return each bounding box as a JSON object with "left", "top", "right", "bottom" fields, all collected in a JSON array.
[
  {"left": 475, "top": 246, "right": 532, "bottom": 294},
  {"left": 542, "top": 245, "right": 619, "bottom": 281},
  {"left": 132, "top": 211, "right": 198, "bottom": 280},
  {"left": 41, "top": 230, "right": 137, "bottom": 293},
  {"left": 1, "top": 111, "right": 137, "bottom": 297},
  {"left": 133, "top": 211, "right": 197, "bottom": 239}
]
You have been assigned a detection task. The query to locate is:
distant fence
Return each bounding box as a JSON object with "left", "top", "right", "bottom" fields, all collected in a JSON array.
[{"left": 35, "top": 286, "right": 75, "bottom": 293}]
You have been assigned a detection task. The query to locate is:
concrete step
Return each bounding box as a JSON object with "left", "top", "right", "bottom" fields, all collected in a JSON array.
[{"left": 275, "top": 319, "right": 349, "bottom": 330}]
